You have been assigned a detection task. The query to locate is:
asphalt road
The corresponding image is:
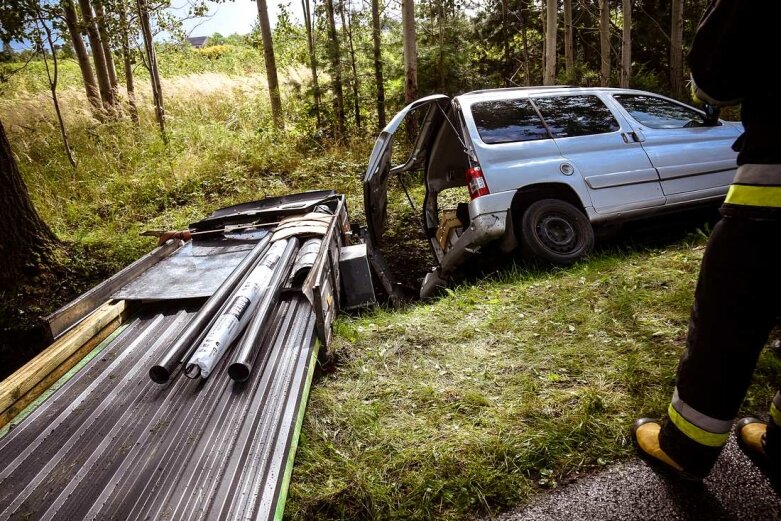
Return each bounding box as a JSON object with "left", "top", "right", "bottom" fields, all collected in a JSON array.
[{"left": 493, "top": 437, "right": 781, "bottom": 521}]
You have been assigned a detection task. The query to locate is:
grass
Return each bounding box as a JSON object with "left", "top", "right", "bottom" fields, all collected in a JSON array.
[
  {"left": 287, "top": 239, "right": 781, "bottom": 520},
  {"left": 3, "top": 47, "right": 776, "bottom": 520}
]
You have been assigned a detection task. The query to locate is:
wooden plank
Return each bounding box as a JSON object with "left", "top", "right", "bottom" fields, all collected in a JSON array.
[
  {"left": 0, "top": 300, "right": 130, "bottom": 415},
  {"left": 45, "top": 239, "right": 180, "bottom": 340},
  {"left": 0, "top": 313, "right": 126, "bottom": 430}
]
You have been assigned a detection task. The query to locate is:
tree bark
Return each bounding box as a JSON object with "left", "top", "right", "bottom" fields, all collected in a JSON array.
[
  {"left": 370, "top": 0, "right": 386, "bottom": 129},
  {"left": 543, "top": 0, "right": 557, "bottom": 85},
  {"left": 401, "top": 0, "right": 417, "bottom": 103},
  {"left": 501, "top": 0, "right": 510, "bottom": 86},
  {"left": 0, "top": 119, "right": 59, "bottom": 286},
  {"left": 137, "top": 0, "right": 165, "bottom": 139},
  {"left": 78, "top": 0, "right": 115, "bottom": 111},
  {"left": 61, "top": 0, "right": 102, "bottom": 113},
  {"left": 599, "top": 0, "right": 610, "bottom": 87},
  {"left": 35, "top": 9, "right": 77, "bottom": 168},
  {"left": 117, "top": 1, "right": 138, "bottom": 123},
  {"left": 670, "top": 0, "right": 683, "bottom": 96},
  {"left": 255, "top": 0, "right": 283, "bottom": 128},
  {"left": 324, "top": 0, "right": 346, "bottom": 139},
  {"left": 620, "top": 0, "right": 631, "bottom": 87},
  {"left": 564, "top": 0, "right": 573, "bottom": 78},
  {"left": 520, "top": 0, "right": 531, "bottom": 86},
  {"left": 340, "top": 1, "right": 361, "bottom": 129},
  {"left": 93, "top": 0, "right": 119, "bottom": 102},
  {"left": 302, "top": 0, "right": 322, "bottom": 127}
]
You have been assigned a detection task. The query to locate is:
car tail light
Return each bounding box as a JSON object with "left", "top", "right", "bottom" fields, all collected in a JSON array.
[{"left": 466, "top": 166, "right": 489, "bottom": 199}]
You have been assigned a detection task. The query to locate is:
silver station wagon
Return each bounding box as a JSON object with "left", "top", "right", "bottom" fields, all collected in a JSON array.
[{"left": 363, "top": 87, "right": 741, "bottom": 298}]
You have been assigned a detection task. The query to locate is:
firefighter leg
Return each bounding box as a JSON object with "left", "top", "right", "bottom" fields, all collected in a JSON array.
[{"left": 656, "top": 213, "right": 781, "bottom": 478}]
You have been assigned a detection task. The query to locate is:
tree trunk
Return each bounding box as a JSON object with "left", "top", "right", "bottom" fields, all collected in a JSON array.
[
  {"left": 62, "top": 0, "right": 102, "bottom": 113},
  {"left": 543, "top": 0, "right": 557, "bottom": 85},
  {"left": 324, "top": 0, "right": 346, "bottom": 139},
  {"left": 137, "top": 0, "right": 165, "bottom": 139},
  {"left": 599, "top": 0, "right": 610, "bottom": 87},
  {"left": 501, "top": 0, "right": 510, "bottom": 86},
  {"left": 670, "top": 0, "right": 683, "bottom": 97},
  {"left": 520, "top": 1, "right": 531, "bottom": 86},
  {"left": 35, "top": 10, "right": 77, "bottom": 168},
  {"left": 93, "top": 0, "right": 119, "bottom": 103},
  {"left": 401, "top": 0, "right": 417, "bottom": 103},
  {"left": 564, "top": 0, "right": 573, "bottom": 78},
  {"left": 255, "top": 0, "right": 284, "bottom": 128},
  {"left": 0, "top": 119, "right": 59, "bottom": 286},
  {"left": 370, "top": 0, "right": 386, "bottom": 129},
  {"left": 302, "top": 0, "right": 322, "bottom": 127},
  {"left": 78, "top": 0, "right": 115, "bottom": 112},
  {"left": 620, "top": 0, "right": 631, "bottom": 87},
  {"left": 118, "top": 1, "right": 138, "bottom": 123},
  {"left": 340, "top": 1, "right": 361, "bottom": 129}
]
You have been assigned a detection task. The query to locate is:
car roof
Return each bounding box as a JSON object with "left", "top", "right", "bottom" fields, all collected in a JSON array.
[{"left": 455, "top": 86, "right": 655, "bottom": 104}]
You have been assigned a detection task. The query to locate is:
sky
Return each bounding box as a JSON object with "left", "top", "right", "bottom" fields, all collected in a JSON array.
[{"left": 175, "top": 0, "right": 305, "bottom": 38}]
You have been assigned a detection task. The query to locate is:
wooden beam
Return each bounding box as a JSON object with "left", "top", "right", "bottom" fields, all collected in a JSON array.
[
  {"left": 0, "top": 300, "right": 130, "bottom": 417},
  {"left": 0, "top": 312, "right": 125, "bottom": 429}
]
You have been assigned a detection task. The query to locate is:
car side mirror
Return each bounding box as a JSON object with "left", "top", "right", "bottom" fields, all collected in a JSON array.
[{"left": 702, "top": 104, "right": 721, "bottom": 126}]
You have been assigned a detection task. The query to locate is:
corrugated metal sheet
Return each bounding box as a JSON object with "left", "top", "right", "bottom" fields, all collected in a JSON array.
[{"left": 0, "top": 294, "right": 317, "bottom": 521}]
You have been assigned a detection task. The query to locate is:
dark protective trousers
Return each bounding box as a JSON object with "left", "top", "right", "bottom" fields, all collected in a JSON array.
[{"left": 659, "top": 209, "right": 781, "bottom": 477}]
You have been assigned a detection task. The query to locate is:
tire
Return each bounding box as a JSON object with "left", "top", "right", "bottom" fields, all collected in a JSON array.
[{"left": 518, "top": 199, "right": 594, "bottom": 265}]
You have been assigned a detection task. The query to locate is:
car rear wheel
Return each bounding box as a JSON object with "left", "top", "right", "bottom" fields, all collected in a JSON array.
[{"left": 519, "top": 199, "right": 594, "bottom": 265}]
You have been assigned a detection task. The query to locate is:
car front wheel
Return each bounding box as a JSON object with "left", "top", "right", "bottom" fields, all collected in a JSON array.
[{"left": 519, "top": 199, "right": 594, "bottom": 265}]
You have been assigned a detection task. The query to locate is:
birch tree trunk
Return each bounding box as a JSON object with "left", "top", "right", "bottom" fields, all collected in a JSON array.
[
  {"left": 370, "top": 0, "right": 386, "bottom": 129},
  {"left": 302, "top": 0, "right": 322, "bottom": 127},
  {"left": 670, "top": 0, "right": 684, "bottom": 96},
  {"left": 401, "top": 0, "right": 417, "bottom": 103},
  {"left": 256, "top": 0, "right": 283, "bottom": 128},
  {"left": 564, "top": 0, "right": 573, "bottom": 78},
  {"left": 78, "top": 0, "right": 115, "bottom": 111},
  {"left": 620, "top": 0, "right": 631, "bottom": 88},
  {"left": 62, "top": 0, "right": 102, "bottom": 113},
  {"left": 324, "top": 0, "right": 346, "bottom": 139},
  {"left": 543, "top": 0, "right": 557, "bottom": 85},
  {"left": 599, "top": 0, "right": 610, "bottom": 87}
]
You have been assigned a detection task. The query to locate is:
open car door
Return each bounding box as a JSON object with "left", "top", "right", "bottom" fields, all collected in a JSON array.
[{"left": 362, "top": 94, "right": 451, "bottom": 300}]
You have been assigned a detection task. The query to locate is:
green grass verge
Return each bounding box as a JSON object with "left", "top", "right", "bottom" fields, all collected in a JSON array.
[{"left": 286, "top": 240, "right": 781, "bottom": 520}]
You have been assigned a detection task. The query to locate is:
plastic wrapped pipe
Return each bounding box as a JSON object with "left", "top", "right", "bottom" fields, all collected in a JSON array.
[
  {"left": 148, "top": 235, "right": 272, "bottom": 384},
  {"left": 227, "top": 238, "right": 300, "bottom": 382},
  {"left": 184, "top": 239, "right": 292, "bottom": 379},
  {"left": 289, "top": 238, "right": 322, "bottom": 287}
]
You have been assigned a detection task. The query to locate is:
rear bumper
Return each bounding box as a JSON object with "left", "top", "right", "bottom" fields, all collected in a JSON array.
[{"left": 421, "top": 192, "right": 512, "bottom": 298}]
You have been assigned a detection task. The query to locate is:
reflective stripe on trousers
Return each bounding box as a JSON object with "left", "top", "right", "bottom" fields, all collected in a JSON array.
[
  {"left": 725, "top": 164, "right": 781, "bottom": 207},
  {"left": 668, "top": 388, "right": 732, "bottom": 447}
]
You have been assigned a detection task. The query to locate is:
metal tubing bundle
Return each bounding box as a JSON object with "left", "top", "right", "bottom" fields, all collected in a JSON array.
[
  {"left": 228, "top": 239, "right": 300, "bottom": 382},
  {"left": 185, "top": 238, "right": 299, "bottom": 380},
  {"left": 148, "top": 235, "right": 272, "bottom": 384}
]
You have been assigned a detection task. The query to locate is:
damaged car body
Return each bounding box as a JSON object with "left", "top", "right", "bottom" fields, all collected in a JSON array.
[{"left": 363, "top": 87, "right": 740, "bottom": 299}]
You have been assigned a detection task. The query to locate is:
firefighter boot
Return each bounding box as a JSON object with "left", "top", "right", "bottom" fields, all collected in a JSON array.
[
  {"left": 737, "top": 417, "right": 767, "bottom": 460},
  {"left": 632, "top": 418, "right": 701, "bottom": 481}
]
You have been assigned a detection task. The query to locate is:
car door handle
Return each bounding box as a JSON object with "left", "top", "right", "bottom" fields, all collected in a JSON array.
[{"left": 622, "top": 131, "right": 645, "bottom": 143}]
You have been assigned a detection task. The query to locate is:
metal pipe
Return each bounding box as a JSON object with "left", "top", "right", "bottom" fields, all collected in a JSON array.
[
  {"left": 148, "top": 235, "right": 272, "bottom": 384},
  {"left": 185, "top": 238, "right": 298, "bottom": 380},
  {"left": 228, "top": 238, "right": 300, "bottom": 382}
]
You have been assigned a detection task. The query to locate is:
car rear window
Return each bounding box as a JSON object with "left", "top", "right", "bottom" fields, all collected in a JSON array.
[
  {"left": 533, "top": 95, "right": 620, "bottom": 138},
  {"left": 470, "top": 99, "right": 550, "bottom": 144}
]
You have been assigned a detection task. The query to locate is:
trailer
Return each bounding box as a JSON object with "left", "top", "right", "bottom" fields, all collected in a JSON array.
[{"left": 0, "top": 191, "right": 374, "bottom": 520}]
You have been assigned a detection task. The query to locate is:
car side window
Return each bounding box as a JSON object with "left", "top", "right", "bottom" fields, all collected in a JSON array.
[
  {"left": 470, "top": 99, "right": 550, "bottom": 145},
  {"left": 533, "top": 95, "right": 620, "bottom": 138},
  {"left": 613, "top": 94, "right": 714, "bottom": 129}
]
